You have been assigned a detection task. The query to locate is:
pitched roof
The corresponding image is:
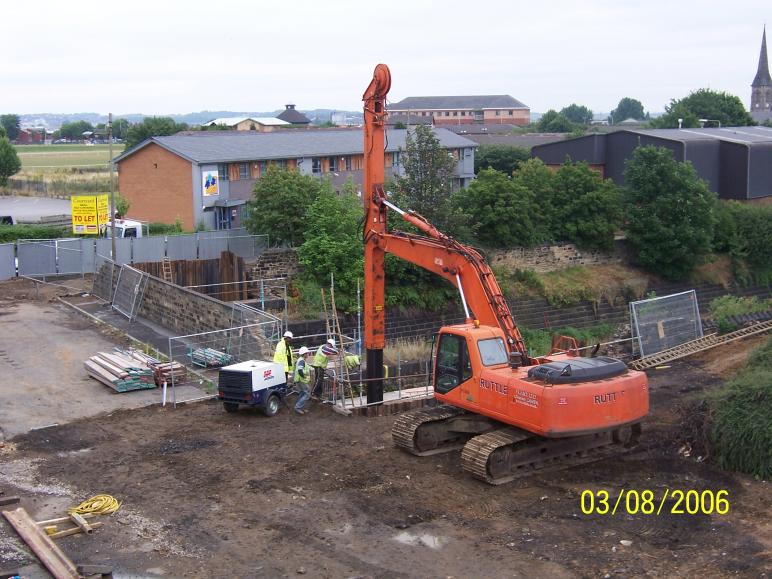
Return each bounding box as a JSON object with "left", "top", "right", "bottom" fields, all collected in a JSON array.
[
  {"left": 203, "top": 116, "right": 290, "bottom": 127},
  {"left": 114, "top": 128, "right": 478, "bottom": 164},
  {"left": 390, "top": 95, "right": 528, "bottom": 110},
  {"left": 753, "top": 26, "right": 772, "bottom": 87},
  {"left": 276, "top": 105, "right": 311, "bottom": 125}
]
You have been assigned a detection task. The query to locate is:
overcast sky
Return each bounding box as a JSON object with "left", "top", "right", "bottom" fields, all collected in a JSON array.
[{"left": 3, "top": 0, "right": 770, "bottom": 117}]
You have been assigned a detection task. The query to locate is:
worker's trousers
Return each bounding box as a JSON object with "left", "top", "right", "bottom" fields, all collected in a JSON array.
[
  {"left": 312, "top": 366, "right": 325, "bottom": 397},
  {"left": 295, "top": 384, "right": 310, "bottom": 411}
]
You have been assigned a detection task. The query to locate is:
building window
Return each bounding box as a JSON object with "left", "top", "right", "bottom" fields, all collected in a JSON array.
[
  {"left": 276, "top": 159, "right": 287, "bottom": 169},
  {"left": 329, "top": 156, "right": 338, "bottom": 172},
  {"left": 218, "top": 164, "right": 229, "bottom": 181},
  {"left": 239, "top": 163, "right": 249, "bottom": 180},
  {"left": 444, "top": 111, "right": 450, "bottom": 116},
  {"left": 345, "top": 156, "right": 352, "bottom": 171},
  {"left": 392, "top": 152, "right": 400, "bottom": 166},
  {"left": 421, "top": 112, "right": 426, "bottom": 116},
  {"left": 460, "top": 111, "right": 465, "bottom": 116},
  {"left": 312, "top": 158, "right": 322, "bottom": 174},
  {"left": 495, "top": 111, "right": 500, "bottom": 116},
  {"left": 453, "top": 111, "right": 458, "bottom": 116},
  {"left": 508, "top": 110, "right": 513, "bottom": 115}
]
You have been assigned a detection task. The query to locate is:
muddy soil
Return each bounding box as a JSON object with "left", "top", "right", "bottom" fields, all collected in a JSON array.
[{"left": 0, "top": 283, "right": 769, "bottom": 578}]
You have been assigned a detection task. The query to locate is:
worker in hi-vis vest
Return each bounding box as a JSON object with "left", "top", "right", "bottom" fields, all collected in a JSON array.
[
  {"left": 311, "top": 338, "right": 338, "bottom": 397},
  {"left": 273, "top": 330, "right": 295, "bottom": 381},
  {"left": 293, "top": 346, "right": 312, "bottom": 415}
]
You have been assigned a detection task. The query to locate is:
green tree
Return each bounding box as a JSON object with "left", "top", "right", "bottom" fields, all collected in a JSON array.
[
  {"left": 610, "top": 98, "right": 646, "bottom": 124},
  {"left": 297, "top": 186, "right": 363, "bottom": 311},
  {"left": 0, "top": 137, "right": 21, "bottom": 186},
  {"left": 112, "top": 118, "right": 130, "bottom": 140},
  {"left": 511, "top": 158, "right": 555, "bottom": 243},
  {"left": 391, "top": 125, "right": 462, "bottom": 234},
  {"left": 0, "top": 115, "right": 21, "bottom": 141},
  {"left": 623, "top": 146, "right": 717, "bottom": 279},
  {"left": 549, "top": 161, "right": 622, "bottom": 250},
  {"left": 58, "top": 120, "right": 95, "bottom": 140},
  {"left": 560, "top": 104, "right": 593, "bottom": 125},
  {"left": 244, "top": 167, "right": 325, "bottom": 246},
  {"left": 454, "top": 168, "right": 539, "bottom": 247},
  {"left": 474, "top": 144, "right": 531, "bottom": 175},
  {"left": 537, "top": 110, "right": 577, "bottom": 132},
  {"left": 125, "top": 117, "right": 189, "bottom": 148},
  {"left": 650, "top": 89, "right": 754, "bottom": 128},
  {"left": 0, "top": 126, "right": 6, "bottom": 139}
]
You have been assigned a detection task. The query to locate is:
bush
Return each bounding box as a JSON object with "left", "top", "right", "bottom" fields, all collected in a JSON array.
[
  {"left": 520, "top": 324, "right": 615, "bottom": 357},
  {"left": 148, "top": 220, "right": 184, "bottom": 236},
  {"left": 710, "top": 338, "right": 772, "bottom": 478},
  {"left": 0, "top": 224, "right": 69, "bottom": 243},
  {"left": 713, "top": 201, "right": 772, "bottom": 285},
  {"left": 709, "top": 295, "right": 772, "bottom": 333}
]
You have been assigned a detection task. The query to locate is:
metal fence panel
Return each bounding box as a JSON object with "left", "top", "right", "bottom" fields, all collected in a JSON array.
[
  {"left": 113, "top": 265, "right": 148, "bottom": 319},
  {"left": 132, "top": 236, "right": 166, "bottom": 263},
  {"left": 0, "top": 243, "right": 15, "bottom": 281},
  {"left": 167, "top": 234, "right": 198, "bottom": 260},
  {"left": 80, "top": 238, "right": 96, "bottom": 274},
  {"left": 115, "top": 237, "right": 132, "bottom": 265},
  {"left": 630, "top": 290, "right": 703, "bottom": 357},
  {"left": 92, "top": 254, "right": 115, "bottom": 301},
  {"left": 227, "top": 236, "right": 258, "bottom": 259},
  {"left": 56, "top": 238, "right": 84, "bottom": 275},
  {"left": 198, "top": 236, "right": 228, "bottom": 260},
  {"left": 17, "top": 240, "right": 56, "bottom": 276}
]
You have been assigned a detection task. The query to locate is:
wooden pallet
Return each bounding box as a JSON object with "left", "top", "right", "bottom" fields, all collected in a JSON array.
[{"left": 630, "top": 319, "right": 772, "bottom": 370}]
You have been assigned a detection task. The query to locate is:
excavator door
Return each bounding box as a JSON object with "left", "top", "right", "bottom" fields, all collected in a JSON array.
[{"left": 434, "top": 330, "right": 479, "bottom": 407}]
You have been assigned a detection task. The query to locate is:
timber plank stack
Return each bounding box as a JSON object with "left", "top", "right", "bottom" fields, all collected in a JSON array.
[
  {"left": 117, "top": 349, "right": 188, "bottom": 385},
  {"left": 189, "top": 347, "right": 233, "bottom": 368},
  {"left": 84, "top": 351, "right": 156, "bottom": 393}
]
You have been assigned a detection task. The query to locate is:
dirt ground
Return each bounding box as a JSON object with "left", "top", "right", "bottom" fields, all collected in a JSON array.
[{"left": 0, "top": 280, "right": 769, "bottom": 578}]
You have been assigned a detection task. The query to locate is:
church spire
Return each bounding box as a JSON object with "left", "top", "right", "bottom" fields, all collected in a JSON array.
[{"left": 753, "top": 26, "right": 771, "bottom": 87}]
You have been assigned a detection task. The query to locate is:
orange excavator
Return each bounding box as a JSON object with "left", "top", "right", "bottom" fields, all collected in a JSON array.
[{"left": 362, "top": 64, "right": 649, "bottom": 484}]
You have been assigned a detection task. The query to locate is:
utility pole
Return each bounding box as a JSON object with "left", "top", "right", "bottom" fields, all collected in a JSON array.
[{"left": 108, "top": 113, "right": 116, "bottom": 259}]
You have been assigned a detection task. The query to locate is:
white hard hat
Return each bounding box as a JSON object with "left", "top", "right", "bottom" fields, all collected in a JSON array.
[
  {"left": 283, "top": 331, "right": 294, "bottom": 338},
  {"left": 298, "top": 346, "right": 310, "bottom": 356},
  {"left": 327, "top": 338, "right": 336, "bottom": 346}
]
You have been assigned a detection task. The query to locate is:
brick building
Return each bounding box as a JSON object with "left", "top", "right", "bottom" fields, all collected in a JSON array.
[
  {"left": 114, "top": 128, "right": 477, "bottom": 230},
  {"left": 388, "top": 95, "right": 530, "bottom": 126}
]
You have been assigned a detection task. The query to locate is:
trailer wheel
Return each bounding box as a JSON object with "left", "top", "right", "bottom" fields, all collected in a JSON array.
[
  {"left": 223, "top": 402, "right": 239, "bottom": 413},
  {"left": 263, "top": 395, "right": 280, "bottom": 417}
]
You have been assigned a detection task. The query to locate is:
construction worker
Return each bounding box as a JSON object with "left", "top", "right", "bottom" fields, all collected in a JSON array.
[
  {"left": 273, "top": 331, "right": 295, "bottom": 382},
  {"left": 294, "top": 346, "right": 312, "bottom": 415},
  {"left": 311, "top": 338, "right": 338, "bottom": 398}
]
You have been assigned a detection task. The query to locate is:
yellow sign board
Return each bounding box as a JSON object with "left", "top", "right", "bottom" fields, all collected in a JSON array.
[{"left": 71, "top": 194, "right": 110, "bottom": 235}]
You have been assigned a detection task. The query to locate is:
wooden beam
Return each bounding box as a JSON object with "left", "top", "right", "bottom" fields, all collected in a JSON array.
[{"left": 2, "top": 507, "right": 79, "bottom": 579}]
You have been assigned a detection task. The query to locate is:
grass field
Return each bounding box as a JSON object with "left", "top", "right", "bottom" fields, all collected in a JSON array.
[{"left": 16, "top": 144, "right": 125, "bottom": 171}]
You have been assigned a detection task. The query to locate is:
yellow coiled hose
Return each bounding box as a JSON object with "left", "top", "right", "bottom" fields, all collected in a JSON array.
[{"left": 68, "top": 494, "right": 121, "bottom": 515}]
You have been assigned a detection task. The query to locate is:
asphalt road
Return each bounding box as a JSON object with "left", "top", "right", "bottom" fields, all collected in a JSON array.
[{"left": 0, "top": 195, "right": 71, "bottom": 222}]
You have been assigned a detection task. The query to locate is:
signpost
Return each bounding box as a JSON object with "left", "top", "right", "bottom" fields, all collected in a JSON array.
[{"left": 70, "top": 194, "right": 109, "bottom": 235}]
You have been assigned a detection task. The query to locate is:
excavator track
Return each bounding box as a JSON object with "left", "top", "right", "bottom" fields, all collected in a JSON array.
[
  {"left": 392, "top": 405, "right": 468, "bottom": 456},
  {"left": 461, "top": 423, "right": 642, "bottom": 485}
]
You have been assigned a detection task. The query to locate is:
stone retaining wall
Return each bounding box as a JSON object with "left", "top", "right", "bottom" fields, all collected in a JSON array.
[{"left": 489, "top": 243, "right": 621, "bottom": 273}]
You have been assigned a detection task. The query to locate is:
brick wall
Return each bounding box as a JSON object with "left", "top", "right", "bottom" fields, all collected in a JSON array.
[
  {"left": 251, "top": 248, "right": 299, "bottom": 279},
  {"left": 489, "top": 243, "right": 621, "bottom": 273},
  {"left": 117, "top": 143, "right": 194, "bottom": 228},
  {"left": 93, "top": 262, "right": 272, "bottom": 357}
]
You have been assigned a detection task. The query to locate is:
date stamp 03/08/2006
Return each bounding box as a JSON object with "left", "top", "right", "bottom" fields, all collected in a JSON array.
[{"left": 580, "top": 489, "right": 730, "bottom": 516}]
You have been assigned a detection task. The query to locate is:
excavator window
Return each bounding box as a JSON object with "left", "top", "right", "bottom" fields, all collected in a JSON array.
[
  {"left": 478, "top": 338, "right": 508, "bottom": 366},
  {"left": 435, "top": 334, "right": 472, "bottom": 394}
]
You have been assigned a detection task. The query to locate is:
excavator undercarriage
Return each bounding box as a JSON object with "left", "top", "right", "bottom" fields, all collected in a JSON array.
[{"left": 393, "top": 406, "right": 642, "bottom": 485}]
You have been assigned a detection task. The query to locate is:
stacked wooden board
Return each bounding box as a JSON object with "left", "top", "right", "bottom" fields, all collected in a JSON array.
[
  {"left": 84, "top": 351, "right": 156, "bottom": 393},
  {"left": 119, "top": 349, "right": 188, "bottom": 385},
  {"left": 189, "top": 347, "right": 233, "bottom": 368}
]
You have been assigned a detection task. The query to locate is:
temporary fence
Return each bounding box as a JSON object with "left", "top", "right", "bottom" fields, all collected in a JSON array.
[
  {"left": 184, "top": 277, "right": 288, "bottom": 312},
  {"left": 112, "top": 265, "right": 149, "bottom": 320},
  {"left": 166, "top": 316, "right": 282, "bottom": 406},
  {"left": 629, "top": 290, "right": 703, "bottom": 358},
  {"left": 0, "top": 230, "right": 269, "bottom": 281}
]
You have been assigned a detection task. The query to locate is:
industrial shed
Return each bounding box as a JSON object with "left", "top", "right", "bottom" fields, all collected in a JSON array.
[{"left": 531, "top": 127, "right": 772, "bottom": 201}]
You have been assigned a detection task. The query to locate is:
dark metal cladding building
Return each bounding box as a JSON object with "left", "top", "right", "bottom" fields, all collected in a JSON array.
[{"left": 531, "top": 127, "right": 772, "bottom": 201}]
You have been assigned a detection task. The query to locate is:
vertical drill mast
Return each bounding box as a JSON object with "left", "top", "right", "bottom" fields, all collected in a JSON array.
[{"left": 362, "top": 64, "right": 391, "bottom": 404}]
